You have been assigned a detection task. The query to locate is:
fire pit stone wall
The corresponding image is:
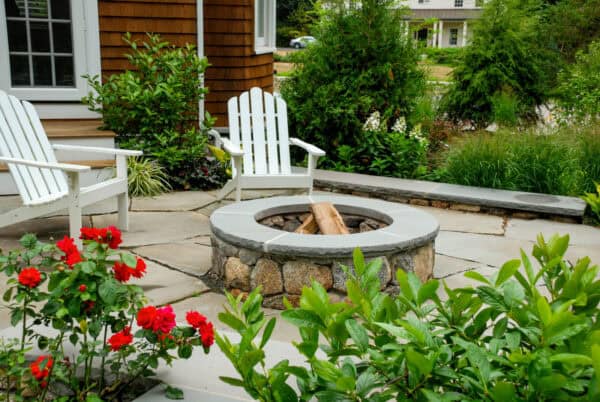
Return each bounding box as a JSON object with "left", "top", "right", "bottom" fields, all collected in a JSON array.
[{"left": 210, "top": 196, "right": 439, "bottom": 309}]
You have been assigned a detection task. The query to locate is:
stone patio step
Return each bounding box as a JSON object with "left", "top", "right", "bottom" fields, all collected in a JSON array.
[{"left": 312, "top": 169, "right": 587, "bottom": 218}]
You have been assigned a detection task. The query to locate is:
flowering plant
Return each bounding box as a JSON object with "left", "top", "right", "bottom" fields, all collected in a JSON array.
[
  {"left": 334, "top": 111, "right": 429, "bottom": 178},
  {"left": 0, "top": 227, "right": 213, "bottom": 401}
]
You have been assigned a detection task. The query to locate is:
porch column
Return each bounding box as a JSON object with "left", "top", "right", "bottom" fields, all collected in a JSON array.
[
  {"left": 462, "top": 20, "right": 468, "bottom": 46},
  {"left": 437, "top": 20, "right": 444, "bottom": 48}
]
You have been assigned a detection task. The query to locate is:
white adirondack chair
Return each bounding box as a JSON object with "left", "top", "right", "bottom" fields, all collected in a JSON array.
[
  {"left": 0, "top": 90, "right": 142, "bottom": 247},
  {"left": 213, "top": 87, "right": 325, "bottom": 202}
]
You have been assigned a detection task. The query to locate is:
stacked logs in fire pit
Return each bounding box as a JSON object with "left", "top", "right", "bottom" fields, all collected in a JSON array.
[{"left": 259, "top": 202, "right": 387, "bottom": 234}]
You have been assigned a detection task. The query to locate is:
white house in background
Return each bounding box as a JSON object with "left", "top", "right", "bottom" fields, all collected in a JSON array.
[{"left": 403, "top": 0, "right": 484, "bottom": 48}]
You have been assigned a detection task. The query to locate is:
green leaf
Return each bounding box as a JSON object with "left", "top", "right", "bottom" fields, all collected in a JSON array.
[
  {"left": 495, "top": 259, "right": 521, "bottom": 287},
  {"left": 592, "top": 345, "right": 600, "bottom": 394},
  {"left": 218, "top": 312, "right": 246, "bottom": 332},
  {"left": 353, "top": 248, "right": 366, "bottom": 276},
  {"left": 85, "top": 394, "right": 104, "bottom": 402},
  {"left": 536, "top": 297, "right": 552, "bottom": 326},
  {"left": 464, "top": 270, "right": 491, "bottom": 285},
  {"left": 2, "top": 287, "right": 13, "bottom": 302},
  {"left": 165, "top": 385, "right": 184, "bottom": 400},
  {"left": 491, "top": 382, "right": 516, "bottom": 402},
  {"left": 345, "top": 319, "right": 369, "bottom": 352},
  {"left": 281, "top": 309, "right": 324, "bottom": 329},
  {"left": 549, "top": 353, "right": 593, "bottom": 366},
  {"left": 417, "top": 280, "right": 439, "bottom": 305},
  {"left": 177, "top": 344, "right": 193, "bottom": 359},
  {"left": 260, "top": 317, "right": 276, "bottom": 348},
  {"left": 219, "top": 376, "right": 244, "bottom": 387},
  {"left": 122, "top": 253, "right": 138, "bottom": 268},
  {"left": 406, "top": 347, "right": 434, "bottom": 378}
]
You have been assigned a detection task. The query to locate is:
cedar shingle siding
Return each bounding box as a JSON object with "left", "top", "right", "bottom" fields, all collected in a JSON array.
[{"left": 98, "top": 0, "right": 273, "bottom": 127}]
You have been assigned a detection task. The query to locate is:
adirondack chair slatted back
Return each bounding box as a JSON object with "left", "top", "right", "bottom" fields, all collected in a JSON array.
[
  {"left": 0, "top": 90, "right": 68, "bottom": 205},
  {"left": 228, "top": 87, "right": 292, "bottom": 176}
]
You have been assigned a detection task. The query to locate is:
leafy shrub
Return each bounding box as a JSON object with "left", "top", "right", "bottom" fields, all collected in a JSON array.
[
  {"left": 127, "top": 156, "right": 171, "bottom": 197},
  {"left": 491, "top": 90, "right": 520, "bottom": 127},
  {"left": 420, "top": 47, "right": 464, "bottom": 66},
  {"left": 557, "top": 40, "right": 600, "bottom": 123},
  {"left": 281, "top": 0, "right": 426, "bottom": 163},
  {"left": 442, "top": 0, "right": 546, "bottom": 127},
  {"left": 217, "top": 235, "right": 600, "bottom": 401},
  {"left": 327, "top": 112, "right": 428, "bottom": 178},
  {"left": 582, "top": 182, "right": 600, "bottom": 224},
  {"left": 83, "top": 34, "right": 224, "bottom": 190},
  {"left": 440, "top": 126, "right": 596, "bottom": 196},
  {"left": 0, "top": 230, "right": 214, "bottom": 400}
]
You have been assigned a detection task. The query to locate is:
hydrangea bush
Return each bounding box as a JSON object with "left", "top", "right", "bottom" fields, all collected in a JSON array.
[
  {"left": 0, "top": 227, "right": 214, "bottom": 401},
  {"left": 330, "top": 111, "right": 429, "bottom": 178}
]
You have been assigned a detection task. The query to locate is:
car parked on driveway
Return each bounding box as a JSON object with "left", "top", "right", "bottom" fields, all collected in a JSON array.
[{"left": 289, "top": 36, "right": 316, "bottom": 49}]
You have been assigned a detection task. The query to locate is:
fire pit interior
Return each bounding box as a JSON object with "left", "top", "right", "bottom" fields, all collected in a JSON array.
[{"left": 210, "top": 195, "right": 439, "bottom": 309}]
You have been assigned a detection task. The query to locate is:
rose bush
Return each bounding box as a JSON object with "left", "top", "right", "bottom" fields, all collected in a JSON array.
[{"left": 0, "top": 227, "right": 214, "bottom": 401}]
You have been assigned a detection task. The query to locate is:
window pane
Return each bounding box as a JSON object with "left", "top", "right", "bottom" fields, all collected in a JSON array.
[
  {"left": 10, "top": 55, "right": 30, "bottom": 86},
  {"left": 30, "top": 22, "right": 50, "bottom": 52},
  {"left": 5, "top": 0, "right": 26, "bottom": 17},
  {"left": 27, "top": 0, "right": 49, "bottom": 18},
  {"left": 50, "top": 0, "right": 70, "bottom": 19},
  {"left": 54, "top": 56, "right": 74, "bottom": 86},
  {"left": 33, "top": 55, "right": 52, "bottom": 85},
  {"left": 7, "top": 20, "right": 27, "bottom": 51},
  {"left": 52, "top": 22, "right": 72, "bottom": 52}
]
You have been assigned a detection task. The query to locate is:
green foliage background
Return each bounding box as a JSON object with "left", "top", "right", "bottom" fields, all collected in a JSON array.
[{"left": 281, "top": 0, "right": 426, "bottom": 169}]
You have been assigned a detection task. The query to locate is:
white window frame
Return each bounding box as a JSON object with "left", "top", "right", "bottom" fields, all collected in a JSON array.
[
  {"left": 0, "top": 0, "right": 101, "bottom": 101},
  {"left": 254, "top": 0, "right": 276, "bottom": 54}
]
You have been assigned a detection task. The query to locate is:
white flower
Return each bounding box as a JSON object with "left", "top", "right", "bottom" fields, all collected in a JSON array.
[
  {"left": 362, "top": 111, "right": 381, "bottom": 131},
  {"left": 408, "top": 124, "right": 423, "bottom": 140},
  {"left": 391, "top": 116, "right": 407, "bottom": 133}
]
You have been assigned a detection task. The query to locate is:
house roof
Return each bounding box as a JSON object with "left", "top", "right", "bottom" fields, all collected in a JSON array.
[{"left": 406, "top": 9, "right": 483, "bottom": 20}]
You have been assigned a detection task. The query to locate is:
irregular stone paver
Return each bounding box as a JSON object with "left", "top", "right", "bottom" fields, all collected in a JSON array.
[
  {"left": 92, "top": 212, "right": 210, "bottom": 248},
  {"left": 131, "top": 191, "right": 217, "bottom": 212},
  {"left": 133, "top": 243, "right": 212, "bottom": 277},
  {"left": 184, "top": 235, "right": 212, "bottom": 246},
  {"left": 414, "top": 206, "right": 505, "bottom": 235},
  {"left": 170, "top": 292, "right": 300, "bottom": 343},
  {"left": 196, "top": 201, "right": 232, "bottom": 217},
  {"left": 505, "top": 218, "right": 600, "bottom": 247},
  {"left": 436, "top": 231, "right": 534, "bottom": 268},
  {"left": 131, "top": 260, "right": 209, "bottom": 306},
  {"left": 434, "top": 254, "right": 495, "bottom": 279},
  {"left": 135, "top": 385, "right": 251, "bottom": 401}
]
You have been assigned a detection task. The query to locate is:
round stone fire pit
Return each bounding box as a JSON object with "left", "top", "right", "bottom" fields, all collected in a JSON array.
[{"left": 209, "top": 195, "right": 439, "bottom": 308}]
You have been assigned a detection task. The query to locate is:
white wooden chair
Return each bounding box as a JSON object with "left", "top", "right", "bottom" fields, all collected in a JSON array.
[
  {"left": 213, "top": 87, "right": 325, "bottom": 202},
  {"left": 0, "top": 90, "right": 142, "bottom": 247}
]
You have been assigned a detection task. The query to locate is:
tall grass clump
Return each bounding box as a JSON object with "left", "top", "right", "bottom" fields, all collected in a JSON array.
[{"left": 441, "top": 126, "right": 599, "bottom": 196}]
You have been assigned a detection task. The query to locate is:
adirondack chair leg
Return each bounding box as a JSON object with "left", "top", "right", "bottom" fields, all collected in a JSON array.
[
  {"left": 307, "top": 154, "right": 320, "bottom": 195},
  {"left": 116, "top": 155, "right": 129, "bottom": 231},
  {"left": 217, "top": 179, "right": 236, "bottom": 201},
  {"left": 67, "top": 172, "right": 83, "bottom": 249}
]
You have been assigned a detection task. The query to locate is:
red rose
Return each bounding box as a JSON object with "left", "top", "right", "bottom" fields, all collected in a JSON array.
[
  {"left": 30, "top": 355, "right": 53, "bottom": 385},
  {"left": 137, "top": 306, "right": 157, "bottom": 330},
  {"left": 199, "top": 321, "right": 215, "bottom": 348},
  {"left": 113, "top": 261, "right": 132, "bottom": 282},
  {"left": 186, "top": 311, "right": 207, "bottom": 329},
  {"left": 107, "top": 326, "right": 133, "bottom": 351},
  {"left": 131, "top": 257, "right": 146, "bottom": 279},
  {"left": 18, "top": 267, "right": 42, "bottom": 288},
  {"left": 153, "top": 305, "right": 176, "bottom": 334},
  {"left": 56, "top": 236, "right": 81, "bottom": 267},
  {"left": 80, "top": 226, "right": 122, "bottom": 249},
  {"left": 79, "top": 284, "right": 87, "bottom": 292},
  {"left": 106, "top": 226, "right": 122, "bottom": 249}
]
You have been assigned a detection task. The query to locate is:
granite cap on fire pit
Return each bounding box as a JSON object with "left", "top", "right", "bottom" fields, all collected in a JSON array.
[{"left": 210, "top": 195, "right": 439, "bottom": 258}]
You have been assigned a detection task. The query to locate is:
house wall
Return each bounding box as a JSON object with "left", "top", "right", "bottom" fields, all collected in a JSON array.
[
  {"left": 97, "top": 0, "right": 273, "bottom": 127},
  {"left": 204, "top": 0, "right": 274, "bottom": 127}
]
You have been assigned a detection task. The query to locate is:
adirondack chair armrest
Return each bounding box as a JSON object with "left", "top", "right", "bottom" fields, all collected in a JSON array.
[
  {"left": 208, "top": 129, "right": 223, "bottom": 147},
  {"left": 0, "top": 156, "right": 91, "bottom": 173},
  {"left": 290, "top": 138, "right": 326, "bottom": 157},
  {"left": 52, "top": 144, "right": 143, "bottom": 157},
  {"left": 220, "top": 138, "right": 244, "bottom": 157}
]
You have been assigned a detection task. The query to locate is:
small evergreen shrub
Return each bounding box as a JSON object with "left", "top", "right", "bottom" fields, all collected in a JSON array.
[
  {"left": 83, "top": 34, "right": 224, "bottom": 191},
  {"left": 217, "top": 235, "right": 600, "bottom": 401},
  {"left": 442, "top": 0, "right": 546, "bottom": 127},
  {"left": 281, "top": 0, "right": 426, "bottom": 164},
  {"left": 557, "top": 40, "right": 600, "bottom": 123},
  {"left": 420, "top": 47, "right": 464, "bottom": 66}
]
